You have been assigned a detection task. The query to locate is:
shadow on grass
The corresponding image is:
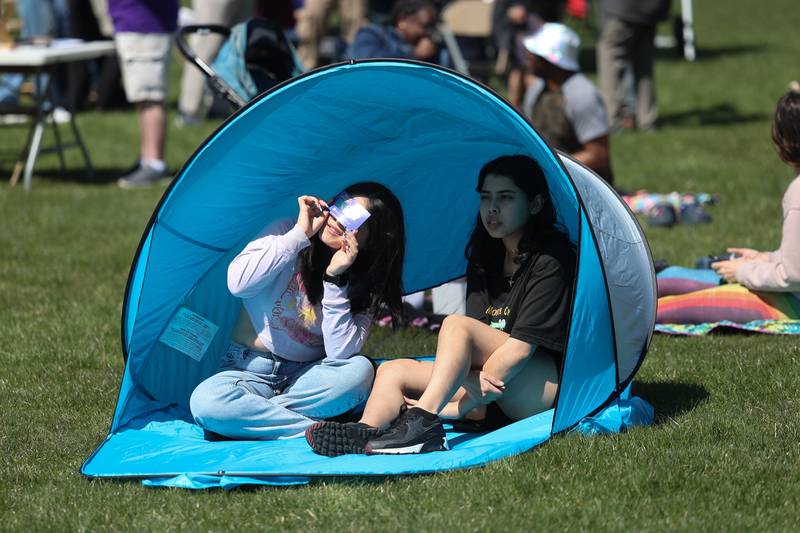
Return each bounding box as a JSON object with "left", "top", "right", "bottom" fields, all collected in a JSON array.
[
  {"left": 33, "top": 166, "right": 139, "bottom": 185},
  {"left": 631, "top": 380, "right": 709, "bottom": 424},
  {"left": 655, "top": 43, "right": 768, "bottom": 62},
  {"left": 659, "top": 103, "right": 768, "bottom": 127},
  {"left": 578, "top": 43, "right": 768, "bottom": 77},
  {"left": 578, "top": 44, "right": 768, "bottom": 77}
]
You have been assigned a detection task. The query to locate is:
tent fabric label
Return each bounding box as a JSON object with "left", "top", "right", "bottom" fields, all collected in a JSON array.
[{"left": 159, "top": 308, "right": 219, "bottom": 361}]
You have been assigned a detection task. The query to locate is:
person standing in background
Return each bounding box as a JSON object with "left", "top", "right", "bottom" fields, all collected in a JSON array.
[
  {"left": 491, "top": 0, "right": 566, "bottom": 108},
  {"left": 108, "top": 0, "right": 178, "bottom": 188},
  {"left": 596, "top": 0, "right": 670, "bottom": 131},
  {"left": 295, "top": 0, "right": 367, "bottom": 69},
  {"left": 67, "top": 0, "right": 128, "bottom": 111},
  {"left": 523, "top": 23, "right": 614, "bottom": 184}
]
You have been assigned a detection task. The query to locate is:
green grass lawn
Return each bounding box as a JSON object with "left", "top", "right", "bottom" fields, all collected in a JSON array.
[{"left": 2, "top": 1, "right": 800, "bottom": 530}]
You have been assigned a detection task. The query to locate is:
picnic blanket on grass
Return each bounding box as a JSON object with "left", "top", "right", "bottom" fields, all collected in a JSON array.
[{"left": 655, "top": 319, "right": 800, "bottom": 336}]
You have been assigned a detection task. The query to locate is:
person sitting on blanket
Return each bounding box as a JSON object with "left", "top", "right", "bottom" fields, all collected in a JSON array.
[
  {"left": 306, "top": 155, "right": 576, "bottom": 456},
  {"left": 190, "top": 183, "right": 405, "bottom": 440},
  {"left": 347, "top": 0, "right": 443, "bottom": 64},
  {"left": 657, "top": 89, "right": 800, "bottom": 324}
]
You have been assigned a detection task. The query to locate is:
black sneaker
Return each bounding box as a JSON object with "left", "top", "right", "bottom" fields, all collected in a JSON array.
[
  {"left": 364, "top": 407, "right": 448, "bottom": 454},
  {"left": 305, "top": 421, "right": 379, "bottom": 457}
]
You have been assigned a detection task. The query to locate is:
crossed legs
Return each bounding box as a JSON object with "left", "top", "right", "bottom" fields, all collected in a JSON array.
[{"left": 359, "top": 315, "right": 558, "bottom": 428}]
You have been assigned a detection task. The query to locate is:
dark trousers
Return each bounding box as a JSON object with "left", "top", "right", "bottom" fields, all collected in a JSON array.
[{"left": 597, "top": 17, "right": 658, "bottom": 129}]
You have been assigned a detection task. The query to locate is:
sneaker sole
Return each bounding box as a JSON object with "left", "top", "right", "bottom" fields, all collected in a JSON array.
[
  {"left": 365, "top": 437, "right": 449, "bottom": 455},
  {"left": 305, "top": 422, "right": 375, "bottom": 457}
]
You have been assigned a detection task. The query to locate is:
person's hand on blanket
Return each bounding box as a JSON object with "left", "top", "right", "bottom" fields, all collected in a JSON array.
[
  {"left": 727, "top": 247, "right": 770, "bottom": 262},
  {"left": 712, "top": 258, "right": 749, "bottom": 283}
]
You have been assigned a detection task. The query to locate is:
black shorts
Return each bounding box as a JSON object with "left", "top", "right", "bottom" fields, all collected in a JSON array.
[{"left": 484, "top": 401, "right": 514, "bottom": 430}]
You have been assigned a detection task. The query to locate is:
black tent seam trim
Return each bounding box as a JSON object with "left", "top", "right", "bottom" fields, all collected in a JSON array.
[
  {"left": 548, "top": 207, "right": 581, "bottom": 434},
  {"left": 613, "top": 202, "right": 658, "bottom": 387},
  {"left": 557, "top": 153, "right": 623, "bottom": 389},
  {"left": 548, "top": 204, "right": 624, "bottom": 433},
  {"left": 589, "top": 163, "right": 657, "bottom": 386},
  {"left": 159, "top": 221, "right": 229, "bottom": 252},
  {"left": 568, "top": 159, "right": 657, "bottom": 389},
  {"left": 582, "top": 204, "right": 622, "bottom": 390},
  {"left": 616, "top": 344, "right": 650, "bottom": 395}
]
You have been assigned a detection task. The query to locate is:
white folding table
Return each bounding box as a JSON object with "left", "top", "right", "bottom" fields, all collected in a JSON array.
[{"left": 0, "top": 40, "right": 117, "bottom": 191}]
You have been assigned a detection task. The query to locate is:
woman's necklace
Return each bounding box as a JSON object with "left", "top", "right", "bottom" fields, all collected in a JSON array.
[{"left": 504, "top": 249, "right": 520, "bottom": 287}]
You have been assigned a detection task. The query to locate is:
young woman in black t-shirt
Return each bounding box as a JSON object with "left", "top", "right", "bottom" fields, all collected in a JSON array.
[{"left": 306, "top": 155, "right": 576, "bottom": 456}]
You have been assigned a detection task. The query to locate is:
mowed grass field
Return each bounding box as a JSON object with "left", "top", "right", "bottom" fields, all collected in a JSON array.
[{"left": 1, "top": 1, "right": 799, "bottom": 530}]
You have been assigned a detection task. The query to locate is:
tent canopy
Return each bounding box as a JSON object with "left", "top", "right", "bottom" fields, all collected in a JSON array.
[{"left": 82, "top": 61, "right": 656, "bottom": 486}]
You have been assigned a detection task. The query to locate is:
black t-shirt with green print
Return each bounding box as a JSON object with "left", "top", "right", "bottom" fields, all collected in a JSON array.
[{"left": 465, "top": 236, "right": 576, "bottom": 369}]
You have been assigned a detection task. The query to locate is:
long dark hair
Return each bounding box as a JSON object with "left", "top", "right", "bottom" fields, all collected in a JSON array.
[
  {"left": 772, "top": 89, "right": 800, "bottom": 168},
  {"left": 299, "top": 182, "right": 405, "bottom": 321},
  {"left": 465, "top": 155, "right": 567, "bottom": 281}
]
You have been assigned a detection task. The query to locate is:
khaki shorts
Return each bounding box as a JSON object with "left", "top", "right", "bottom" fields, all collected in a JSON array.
[{"left": 115, "top": 32, "right": 172, "bottom": 103}]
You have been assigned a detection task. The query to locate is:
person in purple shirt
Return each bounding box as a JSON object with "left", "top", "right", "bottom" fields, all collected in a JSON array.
[{"left": 108, "top": 0, "right": 178, "bottom": 188}]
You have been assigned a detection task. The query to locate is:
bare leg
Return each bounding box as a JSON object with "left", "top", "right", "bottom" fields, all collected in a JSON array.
[
  {"left": 359, "top": 359, "right": 436, "bottom": 427},
  {"left": 507, "top": 68, "right": 523, "bottom": 108},
  {"left": 295, "top": 0, "right": 334, "bottom": 69},
  {"left": 338, "top": 0, "right": 366, "bottom": 43},
  {"left": 138, "top": 101, "right": 166, "bottom": 161},
  {"left": 414, "top": 315, "right": 509, "bottom": 415}
]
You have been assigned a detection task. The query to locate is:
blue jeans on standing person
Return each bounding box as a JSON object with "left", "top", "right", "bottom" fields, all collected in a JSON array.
[{"left": 190, "top": 343, "right": 375, "bottom": 440}]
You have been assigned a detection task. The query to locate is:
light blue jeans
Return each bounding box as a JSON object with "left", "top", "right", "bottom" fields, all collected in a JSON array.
[{"left": 190, "top": 343, "right": 374, "bottom": 440}]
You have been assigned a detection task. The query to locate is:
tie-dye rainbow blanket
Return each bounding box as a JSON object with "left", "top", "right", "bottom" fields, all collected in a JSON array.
[{"left": 655, "top": 319, "right": 800, "bottom": 336}]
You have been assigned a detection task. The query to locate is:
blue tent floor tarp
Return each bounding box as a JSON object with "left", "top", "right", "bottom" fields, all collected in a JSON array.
[
  {"left": 81, "top": 385, "right": 653, "bottom": 490},
  {"left": 84, "top": 410, "right": 555, "bottom": 484}
]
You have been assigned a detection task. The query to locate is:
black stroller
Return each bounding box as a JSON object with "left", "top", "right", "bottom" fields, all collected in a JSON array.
[{"left": 176, "top": 18, "right": 304, "bottom": 112}]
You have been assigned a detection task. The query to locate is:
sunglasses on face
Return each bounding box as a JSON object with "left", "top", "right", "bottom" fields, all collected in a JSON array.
[{"left": 328, "top": 192, "right": 371, "bottom": 232}]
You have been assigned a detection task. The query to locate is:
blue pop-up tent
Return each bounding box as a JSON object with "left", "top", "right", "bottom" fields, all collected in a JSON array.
[{"left": 82, "top": 61, "right": 656, "bottom": 489}]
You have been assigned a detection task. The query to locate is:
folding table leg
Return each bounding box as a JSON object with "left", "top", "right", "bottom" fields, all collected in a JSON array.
[
  {"left": 681, "top": 0, "right": 696, "bottom": 61},
  {"left": 22, "top": 73, "right": 48, "bottom": 191},
  {"left": 10, "top": 117, "right": 38, "bottom": 187},
  {"left": 50, "top": 119, "right": 67, "bottom": 174},
  {"left": 68, "top": 114, "right": 93, "bottom": 179},
  {"left": 22, "top": 119, "right": 45, "bottom": 191}
]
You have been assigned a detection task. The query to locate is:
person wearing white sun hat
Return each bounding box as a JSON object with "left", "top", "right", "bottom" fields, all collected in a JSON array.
[{"left": 521, "top": 23, "right": 614, "bottom": 185}]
